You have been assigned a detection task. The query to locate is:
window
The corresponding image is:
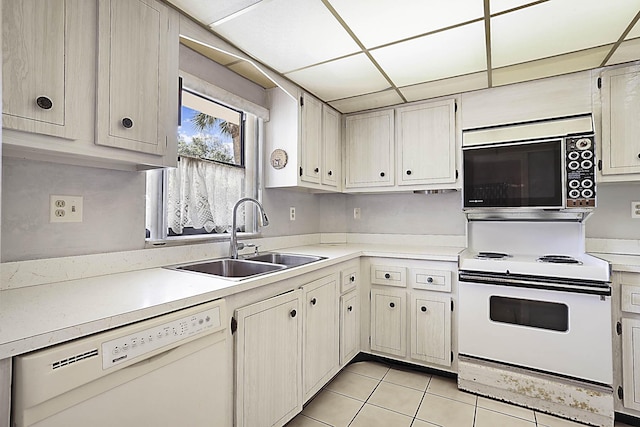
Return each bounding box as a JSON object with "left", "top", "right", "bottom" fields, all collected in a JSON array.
[{"left": 146, "top": 81, "right": 259, "bottom": 242}]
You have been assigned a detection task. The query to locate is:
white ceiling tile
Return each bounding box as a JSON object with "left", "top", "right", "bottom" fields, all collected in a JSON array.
[
  {"left": 212, "top": 0, "right": 360, "bottom": 73},
  {"left": 285, "top": 54, "right": 390, "bottom": 101},
  {"left": 491, "top": 0, "right": 640, "bottom": 68},
  {"left": 371, "top": 22, "right": 487, "bottom": 87},
  {"left": 493, "top": 45, "right": 611, "bottom": 86},
  {"left": 400, "top": 72, "right": 488, "bottom": 102},
  {"left": 607, "top": 37, "right": 640, "bottom": 65},
  {"left": 329, "top": 0, "right": 483, "bottom": 48},
  {"left": 489, "top": 0, "right": 542, "bottom": 14},
  {"left": 329, "top": 89, "right": 404, "bottom": 114}
]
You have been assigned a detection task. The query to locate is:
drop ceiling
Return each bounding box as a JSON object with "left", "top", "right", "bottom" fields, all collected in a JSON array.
[{"left": 167, "top": 0, "right": 640, "bottom": 113}]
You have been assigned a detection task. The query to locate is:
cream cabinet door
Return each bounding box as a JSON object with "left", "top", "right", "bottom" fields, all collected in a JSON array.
[
  {"left": 345, "top": 109, "right": 395, "bottom": 188},
  {"left": 622, "top": 318, "right": 640, "bottom": 411},
  {"left": 601, "top": 65, "right": 640, "bottom": 176},
  {"left": 410, "top": 293, "right": 451, "bottom": 367},
  {"left": 322, "top": 105, "right": 341, "bottom": 188},
  {"left": 396, "top": 99, "right": 456, "bottom": 186},
  {"left": 302, "top": 274, "right": 339, "bottom": 401},
  {"left": 300, "top": 93, "right": 323, "bottom": 184},
  {"left": 236, "top": 290, "right": 303, "bottom": 427},
  {"left": 96, "top": 0, "right": 170, "bottom": 156},
  {"left": 2, "top": 0, "right": 84, "bottom": 139},
  {"left": 340, "top": 290, "right": 359, "bottom": 365},
  {"left": 370, "top": 288, "right": 406, "bottom": 357}
]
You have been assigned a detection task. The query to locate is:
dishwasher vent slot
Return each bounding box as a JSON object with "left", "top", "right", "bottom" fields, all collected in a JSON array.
[{"left": 52, "top": 348, "right": 99, "bottom": 370}]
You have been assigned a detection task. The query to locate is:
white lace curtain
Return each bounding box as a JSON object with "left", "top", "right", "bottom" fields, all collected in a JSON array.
[{"left": 167, "top": 156, "right": 245, "bottom": 235}]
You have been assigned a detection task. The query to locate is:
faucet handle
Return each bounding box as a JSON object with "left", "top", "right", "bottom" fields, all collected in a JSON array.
[
  {"left": 253, "top": 245, "right": 261, "bottom": 255},
  {"left": 238, "top": 243, "right": 255, "bottom": 252}
]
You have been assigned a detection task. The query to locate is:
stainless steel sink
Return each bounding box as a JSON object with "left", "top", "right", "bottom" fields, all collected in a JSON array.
[
  {"left": 173, "top": 258, "right": 286, "bottom": 279},
  {"left": 244, "top": 253, "right": 325, "bottom": 267}
]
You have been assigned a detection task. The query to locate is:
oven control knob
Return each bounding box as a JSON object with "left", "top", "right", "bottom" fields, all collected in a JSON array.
[
  {"left": 568, "top": 151, "right": 580, "bottom": 161},
  {"left": 581, "top": 160, "right": 593, "bottom": 170},
  {"left": 582, "top": 189, "right": 594, "bottom": 199},
  {"left": 581, "top": 178, "right": 593, "bottom": 188},
  {"left": 569, "top": 189, "right": 581, "bottom": 199},
  {"left": 576, "top": 138, "right": 592, "bottom": 150},
  {"left": 568, "top": 161, "right": 580, "bottom": 170},
  {"left": 568, "top": 179, "right": 580, "bottom": 189}
]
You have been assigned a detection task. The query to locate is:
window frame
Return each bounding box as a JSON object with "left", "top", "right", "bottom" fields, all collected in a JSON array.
[{"left": 145, "top": 72, "right": 262, "bottom": 246}]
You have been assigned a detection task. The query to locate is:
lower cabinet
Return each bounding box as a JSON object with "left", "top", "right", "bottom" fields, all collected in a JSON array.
[
  {"left": 411, "top": 293, "right": 451, "bottom": 367},
  {"left": 622, "top": 317, "right": 640, "bottom": 411},
  {"left": 340, "top": 290, "right": 359, "bottom": 365},
  {"left": 302, "top": 274, "right": 340, "bottom": 401},
  {"left": 235, "top": 290, "right": 303, "bottom": 427},
  {"left": 371, "top": 288, "right": 407, "bottom": 357}
]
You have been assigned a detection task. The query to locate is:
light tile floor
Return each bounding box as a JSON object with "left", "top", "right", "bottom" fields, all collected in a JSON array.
[{"left": 286, "top": 361, "right": 635, "bottom": 427}]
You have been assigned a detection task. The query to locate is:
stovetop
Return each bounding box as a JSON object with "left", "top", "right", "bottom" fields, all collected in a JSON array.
[{"left": 459, "top": 250, "right": 610, "bottom": 282}]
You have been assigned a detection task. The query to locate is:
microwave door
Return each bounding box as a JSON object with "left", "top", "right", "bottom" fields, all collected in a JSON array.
[{"left": 463, "top": 139, "right": 563, "bottom": 209}]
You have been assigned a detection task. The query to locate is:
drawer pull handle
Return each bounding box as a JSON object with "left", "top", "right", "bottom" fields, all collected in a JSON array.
[
  {"left": 122, "top": 117, "right": 134, "bottom": 129},
  {"left": 314, "top": 167, "right": 319, "bottom": 173},
  {"left": 380, "top": 172, "right": 385, "bottom": 177},
  {"left": 328, "top": 170, "right": 333, "bottom": 176},
  {"left": 389, "top": 302, "right": 395, "bottom": 308},
  {"left": 384, "top": 273, "right": 391, "bottom": 279},
  {"left": 427, "top": 277, "right": 433, "bottom": 283},
  {"left": 421, "top": 306, "right": 427, "bottom": 312},
  {"left": 406, "top": 170, "right": 412, "bottom": 175},
  {"left": 350, "top": 276, "right": 355, "bottom": 282},
  {"left": 347, "top": 306, "right": 353, "bottom": 312},
  {"left": 36, "top": 96, "right": 53, "bottom": 110},
  {"left": 290, "top": 309, "right": 297, "bottom": 318},
  {"left": 310, "top": 298, "right": 317, "bottom": 305}
]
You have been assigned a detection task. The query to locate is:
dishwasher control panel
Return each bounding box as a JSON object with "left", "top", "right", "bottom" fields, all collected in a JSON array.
[{"left": 102, "top": 304, "right": 221, "bottom": 370}]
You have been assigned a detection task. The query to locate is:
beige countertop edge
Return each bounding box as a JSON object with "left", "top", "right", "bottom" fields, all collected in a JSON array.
[
  {"left": 0, "top": 244, "right": 463, "bottom": 359},
  {"left": 591, "top": 252, "right": 640, "bottom": 273}
]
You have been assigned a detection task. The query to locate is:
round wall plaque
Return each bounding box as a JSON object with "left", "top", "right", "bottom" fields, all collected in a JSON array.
[{"left": 270, "top": 149, "right": 288, "bottom": 170}]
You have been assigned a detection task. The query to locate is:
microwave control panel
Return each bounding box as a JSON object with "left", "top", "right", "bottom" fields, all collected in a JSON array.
[{"left": 565, "top": 135, "right": 596, "bottom": 208}]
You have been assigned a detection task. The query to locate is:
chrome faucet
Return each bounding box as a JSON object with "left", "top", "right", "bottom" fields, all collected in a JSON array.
[{"left": 230, "top": 197, "right": 269, "bottom": 259}]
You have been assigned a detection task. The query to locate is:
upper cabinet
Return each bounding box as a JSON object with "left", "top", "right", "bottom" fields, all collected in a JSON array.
[
  {"left": 345, "top": 109, "right": 395, "bottom": 188},
  {"left": 265, "top": 89, "right": 341, "bottom": 192},
  {"left": 2, "top": 0, "right": 179, "bottom": 170},
  {"left": 600, "top": 64, "right": 640, "bottom": 179},
  {"left": 345, "top": 97, "right": 460, "bottom": 192},
  {"left": 396, "top": 99, "right": 456, "bottom": 186},
  {"left": 2, "top": 0, "right": 85, "bottom": 140},
  {"left": 95, "top": 0, "right": 171, "bottom": 156}
]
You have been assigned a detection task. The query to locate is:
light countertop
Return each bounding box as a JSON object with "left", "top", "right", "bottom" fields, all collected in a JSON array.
[
  {"left": 592, "top": 252, "right": 640, "bottom": 273},
  {"left": 0, "top": 243, "right": 462, "bottom": 359}
]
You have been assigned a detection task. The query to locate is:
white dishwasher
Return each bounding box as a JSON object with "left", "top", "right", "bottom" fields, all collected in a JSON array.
[{"left": 12, "top": 299, "right": 229, "bottom": 427}]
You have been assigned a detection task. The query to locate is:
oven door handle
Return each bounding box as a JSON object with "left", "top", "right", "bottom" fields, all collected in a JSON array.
[{"left": 458, "top": 273, "right": 611, "bottom": 296}]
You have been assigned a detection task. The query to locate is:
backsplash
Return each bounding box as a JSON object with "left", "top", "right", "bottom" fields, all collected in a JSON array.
[{"left": 2, "top": 157, "right": 638, "bottom": 262}]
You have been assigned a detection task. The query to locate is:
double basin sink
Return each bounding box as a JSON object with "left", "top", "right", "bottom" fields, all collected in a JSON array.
[{"left": 171, "top": 253, "right": 325, "bottom": 280}]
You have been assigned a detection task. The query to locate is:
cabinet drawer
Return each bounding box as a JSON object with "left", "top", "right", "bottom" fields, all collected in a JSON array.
[
  {"left": 622, "top": 284, "right": 640, "bottom": 314},
  {"left": 341, "top": 268, "right": 358, "bottom": 294},
  {"left": 370, "top": 265, "right": 406, "bottom": 287},
  {"left": 409, "top": 268, "right": 451, "bottom": 292}
]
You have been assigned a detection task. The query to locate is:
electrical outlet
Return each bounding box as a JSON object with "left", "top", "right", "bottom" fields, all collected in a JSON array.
[
  {"left": 50, "top": 195, "right": 83, "bottom": 223},
  {"left": 289, "top": 207, "right": 296, "bottom": 221},
  {"left": 354, "top": 208, "right": 361, "bottom": 220},
  {"left": 632, "top": 201, "right": 640, "bottom": 219}
]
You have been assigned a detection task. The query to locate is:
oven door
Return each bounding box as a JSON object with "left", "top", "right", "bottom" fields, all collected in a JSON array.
[{"left": 458, "top": 279, "right": 612, "bottom": 385}]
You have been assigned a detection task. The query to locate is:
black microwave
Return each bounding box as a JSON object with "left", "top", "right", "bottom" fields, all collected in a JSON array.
[{"left": 462, "top": 135, "right": 596, "bottom": 210}]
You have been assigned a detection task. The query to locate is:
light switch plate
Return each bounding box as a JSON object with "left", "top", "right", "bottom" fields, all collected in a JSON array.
[
  {"left": 633, "top": 201, "right": 640, "bottom": 219},
  {"left": 50, "top": 195, "right": 83, "bottom": 223}
]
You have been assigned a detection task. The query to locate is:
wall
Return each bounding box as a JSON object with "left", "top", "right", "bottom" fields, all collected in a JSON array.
[
  {"left": 1, "top": 157, "right": 145, "bottom": 262},
  {"left": 586, "top": 182, "right": 640, "bottom": 239},
  {"left": 261, "top": 188, "right": 321, "bottom": 237}
]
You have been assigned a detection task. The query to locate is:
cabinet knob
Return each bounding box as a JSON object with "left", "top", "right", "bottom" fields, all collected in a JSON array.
[
  {"left": 389, "top": 302, "right": 395, "bottom": 308},
  {"left": 427, "top": 277, "right": 434, "bottom": 283},
  {"left": 328, "top": 170, "right": 333, "bottom": 176},
  {"left": 314, "top": 167, "right": 319, "bottom": 173},
  {"left": 347, "top": 306, "right": 353, "bottom": 312},
  {"left": 121, "top": 117, "right": 134, "bottom": 129},
  {"left": 290, "top": 309, "right": 297, "bottom": 318},
  {"left": 406, "top": 170, "right": 412, "bottom": 175},
  {"left": 36, "top": 96, "right": 53, "bottom": 110},
  {"left": 421, "top": 306, "right": 427, "bottom": 312},
  {"left": 380, "top": 172, "right": 385, "bottom": 177},
  {"left": 384, "top": 273, "right": 391, "bottom": 279},
  {"left": 637, "top": 153, "right": 640, "bottom": 160},
  {"left": 350, "top": 275, "right": 355, "bottom": 282},
  {"left": 310, "top": 297, "right": 317, "bottom": 305}
]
